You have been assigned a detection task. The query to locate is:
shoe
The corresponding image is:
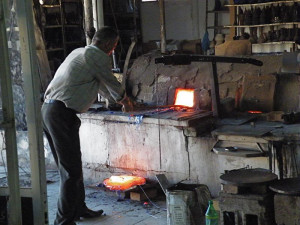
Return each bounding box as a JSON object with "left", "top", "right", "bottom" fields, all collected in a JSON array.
[{"left": 76, "top": 208, "right": 104, "bottom": 220}]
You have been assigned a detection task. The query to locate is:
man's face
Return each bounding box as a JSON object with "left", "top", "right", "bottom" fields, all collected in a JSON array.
[{"left": 107, "top": 37, "right": 119, "bottom": 56}]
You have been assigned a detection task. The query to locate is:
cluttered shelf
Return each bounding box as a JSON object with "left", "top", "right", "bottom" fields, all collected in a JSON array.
[
  {"left": 225, "top": 22, "right": 300, "bottom": 28},
  {"left": 220, "top": 0, "right": 300, "bottom": 53},
  {"left": 41, "top": 4, "right": 60, "bottom": 8},
  {"left": 207, "top": 26, "right": 229, "bottom": 29},
  {"left": 225, "top": 0, "right": 300, "bottom": 7}
]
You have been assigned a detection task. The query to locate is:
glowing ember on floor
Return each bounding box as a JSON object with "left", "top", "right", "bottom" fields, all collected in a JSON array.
[
  {"left": 248, "top": 110, "right": 263, "bottom": 114},
  {"left": 174, "top": 88, "right": 195, "bottom": 108},
  {"left": 103, "top": 175, "right": 146, "bottom": 191}
]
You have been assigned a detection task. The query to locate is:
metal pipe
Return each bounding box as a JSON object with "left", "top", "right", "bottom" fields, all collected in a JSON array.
[
  {"left": 84, "top": 0, "right": 94, "bottom": 45},
  {"left": 159, "top": 0, "right": 166, "bottom": 54},
  {"left": 92, "top": 0, "right": 98, "bottom": 30},
  {"left": 96, "top": 0, "right": 104, "bottom": 29}
]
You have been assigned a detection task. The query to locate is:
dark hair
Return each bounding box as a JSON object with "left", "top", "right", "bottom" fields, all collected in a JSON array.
[{"left": 92, "top": 27, "right": 118, "bottom": 46}]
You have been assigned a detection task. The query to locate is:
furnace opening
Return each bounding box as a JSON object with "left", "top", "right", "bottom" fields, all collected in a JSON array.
[{"left": 174, "top": 88, "right": 195, "bottom": 108}]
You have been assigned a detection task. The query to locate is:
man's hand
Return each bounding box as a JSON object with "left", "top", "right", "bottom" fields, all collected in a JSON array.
[
  {"left": 118, "top": 95, "right": 146, "bottom": 112},
  {"left": 118, "top": 95, "right": 134, "bottom": 112}
]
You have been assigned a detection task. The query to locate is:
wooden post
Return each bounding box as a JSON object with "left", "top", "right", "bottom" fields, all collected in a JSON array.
[
  {"left": 84, "top": 0, "right": 94, "bottom": 45},
  {"left": 159, "top": 0, "right": 166, "bottom": 54},
  {"left": 229, "top": 0, "right": 235, "bottom": 38}
]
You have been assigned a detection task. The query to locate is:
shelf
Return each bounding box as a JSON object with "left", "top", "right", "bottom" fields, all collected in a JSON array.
[
  {"left": 62, "top": 0, "right": 80, "bottom": 3},
  {"left": 225, "top": 22, "right": 300, "bottom": 28},
  {"left": 45, "top": 25, "right": 62, "bottom": 28},
  {"left": 46, "top": 48, "right": 64, "bottom": 52},
  {"left": 207, "top": 26, "right": 229, "bottom": 29},
  {"left": 41, "top": 4, "right": 60, "bottom": 8},
  {"left": 207, "top": 10, "right": 229, "bottom": 13},
  {"left": 252, "top": 41, "right": 297, "bottom": 45},
  {"left": 225, "top": 0, "right": 300, "bottom": 7},
  {"left": 65, "top": 24, "right": 81, "bottom": 28}
]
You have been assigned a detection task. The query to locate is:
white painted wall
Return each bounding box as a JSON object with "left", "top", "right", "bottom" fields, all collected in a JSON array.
[
  {"left": 141, "top": 0, "right": 207, "bottom": 42},
  {"left": 140, "top": 0, "right": 230, "bottom": 43}
]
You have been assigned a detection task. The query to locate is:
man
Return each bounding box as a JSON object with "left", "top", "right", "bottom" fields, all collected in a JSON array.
[{"left": 41, "top": 27, "right": 133, "bottom": 225}]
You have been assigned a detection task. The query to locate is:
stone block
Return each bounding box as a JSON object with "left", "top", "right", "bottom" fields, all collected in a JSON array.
[
  {"left": 219, "top": 192, "right": 275, "bottom": 225},
  {"left": 130, "top": 188, "right": 157, "bottom": 201},
  {"left": 274, "top": 194, "right": 300, "bottom": 225},
  {"left": 222, "top": 184, "right": 239, "bottom": 194},
  {"left": 221, "top": 184, "right": 269, "bottom": 195}
]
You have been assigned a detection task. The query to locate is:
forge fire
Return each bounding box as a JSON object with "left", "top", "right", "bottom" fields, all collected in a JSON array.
[{"left": 174, "top": 88, "right": 195, "bottom": 108}]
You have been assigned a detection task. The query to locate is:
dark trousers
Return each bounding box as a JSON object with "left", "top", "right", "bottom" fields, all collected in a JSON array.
[{"left": 41, "top": 101, "right": 87, "bottom": 225}]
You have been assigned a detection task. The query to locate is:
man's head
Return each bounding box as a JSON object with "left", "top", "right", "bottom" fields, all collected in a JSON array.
[{"left": 92, "top": 27, "right": 119, "bottom": 55}]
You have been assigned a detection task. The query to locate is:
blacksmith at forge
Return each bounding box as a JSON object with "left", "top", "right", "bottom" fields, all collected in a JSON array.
[{"left": 41, "top": 26, "right": 134, "bottom": 225}]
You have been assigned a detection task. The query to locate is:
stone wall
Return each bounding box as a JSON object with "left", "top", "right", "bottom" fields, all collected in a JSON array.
[{"left": 128, "top": 51, "right": 300, "bottom": 113}]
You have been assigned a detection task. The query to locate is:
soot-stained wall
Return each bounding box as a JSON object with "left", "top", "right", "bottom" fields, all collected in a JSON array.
[{"left": 127, "top": 51, "right": 300, "bottom": 112}]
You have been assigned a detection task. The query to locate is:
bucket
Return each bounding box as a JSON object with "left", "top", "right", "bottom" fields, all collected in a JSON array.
[{"left": 166, "top": 183, "right": 211, "bottom": 225}]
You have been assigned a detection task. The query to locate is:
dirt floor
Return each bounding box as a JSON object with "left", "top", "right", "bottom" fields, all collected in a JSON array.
[{"left": 0, "top": 168, "right": 167, "bottom": 225}]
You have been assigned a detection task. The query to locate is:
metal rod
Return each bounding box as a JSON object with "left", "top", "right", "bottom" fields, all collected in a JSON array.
[
  {"left": 155, "top": 54, "right": 263, "bottom": 66},
  {"left": 268, "top": 142, "right": 272, "bottom": 172},
  {"left": 159, "top": 0, "right": 166, "bottom": 54},
  {"left": 96, "top": 0, "right": 104, "bottom": 29},
  {"left": 275, "top": 141, "right": 284, "bottom": 179},
  {"left": 84, "top": 0, "right": 94, "bottom": 45},
  {"left": 92, "top": 0, "right": 98, "bottom": 30},
  {"left": 211, "top": 62, "right": 220, "bottom": 117}
]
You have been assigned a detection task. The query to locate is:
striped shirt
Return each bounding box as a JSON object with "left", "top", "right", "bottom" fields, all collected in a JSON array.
[{"left": 44, "top": 45, "right": 124, "bottom": 113}]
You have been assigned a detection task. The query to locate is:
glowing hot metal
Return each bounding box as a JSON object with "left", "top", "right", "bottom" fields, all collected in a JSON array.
[
  {"left": 103, "top": 175, "right": 146, "bottom": 191},
  {"left": 174, "top": 88, "right": 195, "bottom": 108}
]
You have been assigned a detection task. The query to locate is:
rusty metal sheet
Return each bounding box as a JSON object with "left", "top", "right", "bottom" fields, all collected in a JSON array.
[
  {"left": 212, "top": 125, "right": 276, "bottom": 137},
  {"left": 220, "top": 168, "right": 278, "bottom": 186},
  {"left": 219, "top": 116, "right": 257, "bottom": 125},
  {"left": 213, "top": 147, "right": 265, "bottom": 157},
  {"left": 269, "top": 178, "right": 300, "bottom": 195}
]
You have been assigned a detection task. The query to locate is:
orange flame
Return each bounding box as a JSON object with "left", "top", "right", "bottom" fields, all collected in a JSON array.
[
  {"left": 174, "top": 88, "right": 195, "bottom": 108},
  {"left": 103, "top": 175, "right": 146, "bottom": 191}
]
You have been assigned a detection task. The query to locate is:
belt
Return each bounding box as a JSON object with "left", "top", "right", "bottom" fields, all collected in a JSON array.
[
  {"left": 44, "top": 99, "right": 79, "bottom": 114},
  {"left": 44, "top": 99, "right": 62, "bottom": 104}
]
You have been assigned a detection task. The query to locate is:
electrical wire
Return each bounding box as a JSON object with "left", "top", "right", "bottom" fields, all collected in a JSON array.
[{"left": 138, "top": 185, "right": 166, "bottom": 211}]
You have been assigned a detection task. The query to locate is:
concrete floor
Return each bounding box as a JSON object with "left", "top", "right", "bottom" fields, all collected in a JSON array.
[{"left": 46, "top": 170, "right": 167, "bottom": 225}]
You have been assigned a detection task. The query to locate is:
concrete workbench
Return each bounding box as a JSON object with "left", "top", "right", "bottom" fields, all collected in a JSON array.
[{"left": 78, "top": 111, "right": 300, "bottom": 196}]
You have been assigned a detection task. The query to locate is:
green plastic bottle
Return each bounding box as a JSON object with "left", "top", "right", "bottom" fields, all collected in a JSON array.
[{"left": 205, "top": 200, "right": 219, "bottom": 225}]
